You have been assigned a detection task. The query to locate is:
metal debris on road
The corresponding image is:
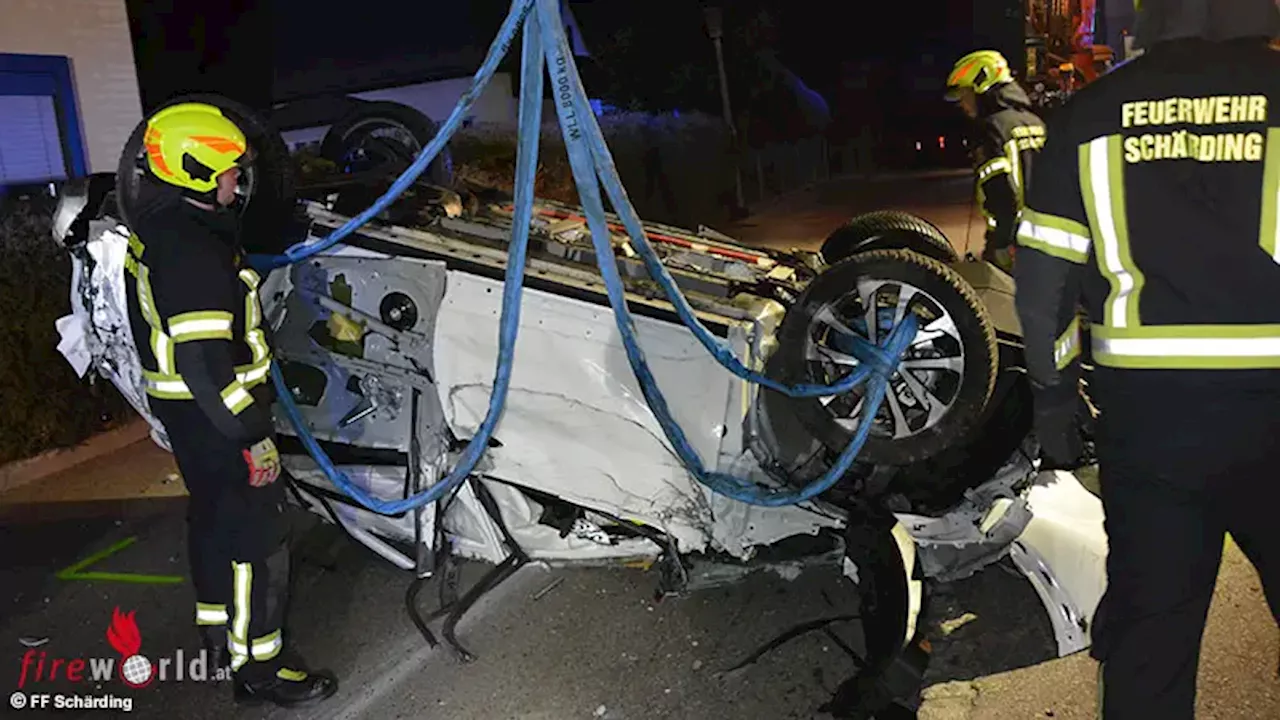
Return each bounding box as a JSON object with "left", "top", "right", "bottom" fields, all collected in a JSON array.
[
  {"left": 719, "top": 614, "right": 863, "bottom": 676},
  {"left": 532, "top": 577, "right": 565, "bottom": 601},
  {"left": 940, "top": 612, "right": 978, "bottom": 635}
]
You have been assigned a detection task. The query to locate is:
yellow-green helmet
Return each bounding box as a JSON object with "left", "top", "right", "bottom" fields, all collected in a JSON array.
[
  {"left": 143, "top": 102, "right": 247, "bottom": 194},
  {"left": 945, "top": 50, "right": 1014, "bottom": 101}
]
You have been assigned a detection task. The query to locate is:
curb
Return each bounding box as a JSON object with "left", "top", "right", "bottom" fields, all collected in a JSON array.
[{"left": 0, "top": 418, "right": 152, "bottom": 496}]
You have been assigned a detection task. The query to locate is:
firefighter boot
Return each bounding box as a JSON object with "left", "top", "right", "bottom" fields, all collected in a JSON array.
[{"left": 233, "top": 655, "right": 338, "bottom": 707}]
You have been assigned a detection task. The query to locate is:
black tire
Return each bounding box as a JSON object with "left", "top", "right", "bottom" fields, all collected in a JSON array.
[
  {"left": 319, "top": 100, "right": 454, "bottom": 188},
  {"left": 820, "top": 210, "right": 960, "bottom": 265},
  {"left": 115, "top": 94, "right": 299, "bottom": 254},
  {"left": 766, "top": 248, "right": 999, "bottom": 466},
  {"left": 889, "top": 344, "right": 1034, "bottom": 513}
]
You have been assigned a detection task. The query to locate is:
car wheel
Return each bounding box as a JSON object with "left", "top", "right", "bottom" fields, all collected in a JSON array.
[
  {"left": 820, "top": 210, "right": 960, "bottom": 265},
  {"left": 115, "top": 94, "right": 299, "bottom": 254},
  {"left": 766, "top": 248, "right": 998, "bottom": 466},
  {"left": 319, "top": 100, "right": 454, "bottom": 188}
]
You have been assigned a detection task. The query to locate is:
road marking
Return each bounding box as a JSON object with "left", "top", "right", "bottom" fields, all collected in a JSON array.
[{"left": 56, "top": 535, "right": 184, "bottom": 585}]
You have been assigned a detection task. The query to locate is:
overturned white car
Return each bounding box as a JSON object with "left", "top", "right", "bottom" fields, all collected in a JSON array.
[{"left": 50, "top": 94, "right": 1106, "bottom": 717}]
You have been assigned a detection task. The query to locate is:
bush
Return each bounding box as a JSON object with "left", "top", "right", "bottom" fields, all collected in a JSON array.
[
  {"left": 451, "top": 110, "right": 739, "bottom": 229},
  {"left": 0, "top": 195, "right": 134, "bottom": 465},
  {"left": 451, "top": 120, "right": 579, "bottom": 205}
]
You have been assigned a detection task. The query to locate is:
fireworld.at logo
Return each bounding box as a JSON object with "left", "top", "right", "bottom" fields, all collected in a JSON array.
[
  {"left": 107, "top": 606, "right": 153, "bottom": 687},
  {"left": 17, "top": 606, "right": 230, "bottom": 689}
]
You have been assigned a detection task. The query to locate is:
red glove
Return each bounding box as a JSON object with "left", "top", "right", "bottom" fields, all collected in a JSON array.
[{"left": 243, "top": 438, "right": 281, "bottom": 487}]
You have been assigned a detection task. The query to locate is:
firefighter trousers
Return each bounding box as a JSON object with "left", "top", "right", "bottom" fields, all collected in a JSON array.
[
  {"left": 152, "top": 399, "right": 292, "bottom": 679},
  {"left": 1089, "top": 380, "right": 1280, "bottom": 720}
]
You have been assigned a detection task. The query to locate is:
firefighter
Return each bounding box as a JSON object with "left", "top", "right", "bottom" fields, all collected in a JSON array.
[
  {"left": 1011, "top": 1, "right": 1280, "bottom": 717},
  {"left": 945, "top": 49, "right": 1047, "bottom": 272},
  {"left": 123, "top": 102, "right": 337, "bottom": 707}
]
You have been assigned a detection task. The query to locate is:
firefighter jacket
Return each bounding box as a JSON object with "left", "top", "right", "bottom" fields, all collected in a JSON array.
[
  {"left": 972, "top": 82, "right": 1047, "bottom": 251},
  {"left": 123, "top": 197, "right": 275, "bottom": 446},
  {"left": 1014, "top": 39, "right": 1280, "bottom": 400}
]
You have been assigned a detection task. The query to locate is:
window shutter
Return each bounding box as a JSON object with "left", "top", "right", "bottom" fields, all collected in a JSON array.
[{"left": 0, "top": 94, "right": 67, "bottom": 184}]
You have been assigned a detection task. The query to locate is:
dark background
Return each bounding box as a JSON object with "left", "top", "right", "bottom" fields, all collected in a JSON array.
[{"left": 123, "top": 0, "right": 1027, "bottom": 140}]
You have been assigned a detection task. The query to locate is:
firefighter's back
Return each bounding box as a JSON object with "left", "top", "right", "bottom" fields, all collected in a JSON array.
[{"left": 1061, "top": 40, "right": 1280, "bottom": 385}]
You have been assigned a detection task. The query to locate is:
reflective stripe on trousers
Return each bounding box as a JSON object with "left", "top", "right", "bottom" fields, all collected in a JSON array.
[
  {"left": 1055, "top": 316, "right": 1082, "bottom": 370},
  {"left": 228, "top": 562, "right": 283, "bottom": 671},
  {"left": 196, "top": 602, "right": 228, "bottom": 626}
]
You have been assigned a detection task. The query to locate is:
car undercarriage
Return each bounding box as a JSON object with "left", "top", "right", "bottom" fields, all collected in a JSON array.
[{"left": 50, "top": 88, "right": 1107, "bottom": 717}]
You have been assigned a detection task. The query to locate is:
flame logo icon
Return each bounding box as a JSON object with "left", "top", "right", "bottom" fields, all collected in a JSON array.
[{"left": 106, "top": 607, "right": 154, "bottom": 688}]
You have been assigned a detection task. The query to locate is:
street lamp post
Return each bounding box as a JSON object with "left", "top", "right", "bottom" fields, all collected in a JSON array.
[{"left": 703, "top": 6, "right": 746, "bottom": 211}]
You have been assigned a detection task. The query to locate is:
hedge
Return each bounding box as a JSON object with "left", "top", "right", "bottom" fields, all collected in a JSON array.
[
  {"left": 0, "top": 195, "right": 134, "bottom": 466},
  {"left": 450, "top": 110, "right": 739, "bottom": 230}
]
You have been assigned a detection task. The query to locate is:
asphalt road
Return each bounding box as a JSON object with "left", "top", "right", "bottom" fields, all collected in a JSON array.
[
  {"left": 1, "top": 172, "right": 1275, "bottom": 720},
  {"left": 726, "top": 170, "right": 985, "bottom": 256},
  {"left": 0, "top": 457, "right": 1059, "bottom": 720}
]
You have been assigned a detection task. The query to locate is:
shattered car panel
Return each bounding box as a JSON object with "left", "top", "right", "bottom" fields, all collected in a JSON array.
[{"left": 66, "top": 220, "right": 172, "bottom": 450}]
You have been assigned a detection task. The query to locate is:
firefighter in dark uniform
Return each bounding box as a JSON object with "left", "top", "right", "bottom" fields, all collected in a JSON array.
[
  {"left": 945, "top": 49, "right": 1047, "bottom": 272},
  {"left": 123, "top": 102, "right": 337, "bottom": 707},
  {"left": 1012, "top": 1, "right": 1280, "bottom": 716}
]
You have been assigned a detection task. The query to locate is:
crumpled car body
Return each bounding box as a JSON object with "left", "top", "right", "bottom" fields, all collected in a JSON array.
[{"left": 51, "top": 162, "right": 1108, "bottom": 712}]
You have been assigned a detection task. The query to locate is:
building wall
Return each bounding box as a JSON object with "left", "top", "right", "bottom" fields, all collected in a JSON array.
[
  {"left": 280, "top": 72, "right": 518, "bottom": 151},
  {"left": 0, "top": 0, "right": 143, "bottom": 174}
]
